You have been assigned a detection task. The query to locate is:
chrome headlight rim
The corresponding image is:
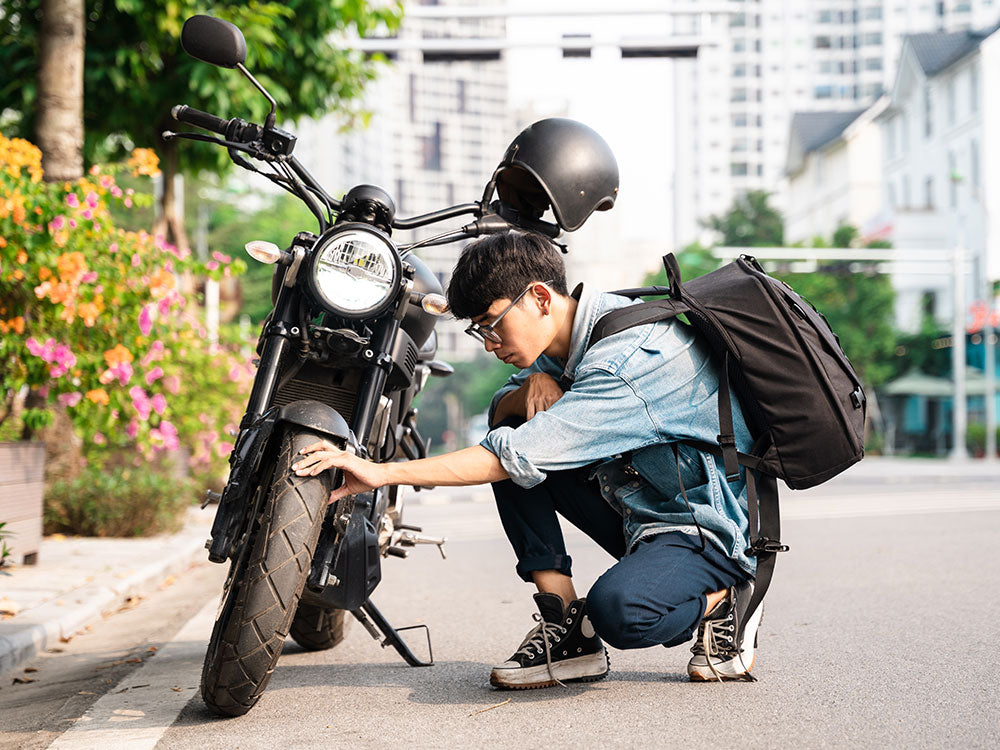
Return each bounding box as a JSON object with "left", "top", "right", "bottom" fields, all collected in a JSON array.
[{"left": 307, "top": 222, "right": 402, "bottom": 319}]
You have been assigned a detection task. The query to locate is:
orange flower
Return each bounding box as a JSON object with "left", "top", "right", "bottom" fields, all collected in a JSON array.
[
  {"left": 7, "top": 316, "right": 25, "bottom": 334},
  {"left": 38, "top": 267, "right": 51, "bottom": 280},
  {"left": 148, "top": 267, "right": 175, "bottom": 297},
  {"left": 15, "top": 249, "right": 27, "bottom": 265},
  {"left": 86, "top": 388, "right": 110, "bottom": 406},
  {"left": 103, "top": 344, "right": 134, "bottom": 367},
  {"left": 77, "top": 299, "right": 103, "bottom": 327},
  {"left": 128, "top": 148, "right": 161, "bottom": 177},
  {"left": 56, "top": 252, "right": 87, "bottom": 284},
  {"left": 0, "top": 237, "right": 7, "bottom": 248}
]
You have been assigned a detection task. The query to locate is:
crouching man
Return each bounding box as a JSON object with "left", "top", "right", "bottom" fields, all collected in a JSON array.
[{"left": 292, "top": 230, "right": 762, "bottom": 689}]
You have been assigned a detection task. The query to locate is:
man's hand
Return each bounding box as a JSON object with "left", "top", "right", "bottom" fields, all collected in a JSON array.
[
  {"left": 292, "top": 440, "right": 388, "bottom": 503},
  {"left": 521, "top": 372, "right": 563, "bottom": 420}
]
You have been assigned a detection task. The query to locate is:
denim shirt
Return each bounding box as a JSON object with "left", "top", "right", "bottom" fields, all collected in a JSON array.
[{"left": 480, "top": 283, "right": 756, "bottom": 575}]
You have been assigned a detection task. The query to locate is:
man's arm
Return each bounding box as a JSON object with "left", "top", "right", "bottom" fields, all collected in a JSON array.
[
  {"left": 292, "top": 443, "right": 507, "bottom": 503},
  {"left": 491, "top": 372, "right": 564, "bottom": 426}
]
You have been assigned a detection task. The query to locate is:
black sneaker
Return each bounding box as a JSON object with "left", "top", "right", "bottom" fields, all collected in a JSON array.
[
  {"left": 489, "top": 593, "right": 610, "bottom": 689},
  {"left": 687, "top": 581, "right": 762, "bottom": 682}
]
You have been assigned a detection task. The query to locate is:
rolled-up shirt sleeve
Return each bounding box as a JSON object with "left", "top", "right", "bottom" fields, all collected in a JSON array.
[
  {"left": 480, "top": 364, "right": 661, "bottom": 488},
  {"left": 486, "top": 356, "right": 561, "bottom": 426}
]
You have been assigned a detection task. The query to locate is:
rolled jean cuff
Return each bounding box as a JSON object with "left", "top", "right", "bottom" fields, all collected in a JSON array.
[{"left": 514, "top": 552, "right": 573, "bottom": 583}]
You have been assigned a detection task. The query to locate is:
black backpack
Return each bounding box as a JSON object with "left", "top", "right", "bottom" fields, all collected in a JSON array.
[{"left": 591, "top": 252, "right": 867, "bottom": 634}]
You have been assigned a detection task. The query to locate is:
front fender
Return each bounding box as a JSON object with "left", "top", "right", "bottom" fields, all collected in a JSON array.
[{"left": 276, "top": 399, "right": 358, "bottom": 450}]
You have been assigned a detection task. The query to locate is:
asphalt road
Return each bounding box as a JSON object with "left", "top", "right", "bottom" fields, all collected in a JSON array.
[{"left": 2, "top": 471, "right": 999, "bottom": 749}]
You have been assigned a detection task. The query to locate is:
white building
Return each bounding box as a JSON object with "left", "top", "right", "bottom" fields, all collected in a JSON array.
[
  {"left": 295, "top": 1, "right": 511, "bottom": 360},
  {"left": 877, "top": 23, "right": 1000, "bottom": 331},
  {"left": 784, "top": 102, "right": 886, "bottom": 245}
]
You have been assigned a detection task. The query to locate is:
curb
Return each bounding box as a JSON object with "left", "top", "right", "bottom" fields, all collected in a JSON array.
[{"left": 0, "top": 535, "right": 207, "bottom": 677}]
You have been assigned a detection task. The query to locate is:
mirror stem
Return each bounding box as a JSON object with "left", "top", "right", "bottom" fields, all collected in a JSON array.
[{"left": 237, "top": 62, "right": 277, "bottom": 130}]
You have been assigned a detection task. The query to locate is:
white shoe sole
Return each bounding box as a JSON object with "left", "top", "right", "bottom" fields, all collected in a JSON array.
[
  {"left": 490, "top": 650, "right": 610, "bottom": 689},
  {"left": 687, "top": 605, "right": 764, "bottom": 682}
]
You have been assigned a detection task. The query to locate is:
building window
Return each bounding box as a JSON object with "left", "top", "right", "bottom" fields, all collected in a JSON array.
[
  {"left": 863, "top": 32, "right": 882, "bottom": 45},
  {"left": 457, "top": 80, "right": 467, "bottom": 113},
  {"left": 948, "top": 151, "right": 957, "bottom": 207},
  {"left": 733, "top": 64, "right": 747, "bottom": 77},
  {"left": 732, "top": 113, "right": 748, "bottom": 127},
  {"left": 421, "top": 122, "right": 442, "bottom": 171},
  {"left": 924, "top": 86, "right": 933, "bottom": 138},
  {"left": 971, "top": 139, "right": 980, "bottom": 190},
  {"left": 863, "top": 6, "right": 883, "bottom": 19},
  {"left": 731, "top": 87, "right": 748, "bottom": 102},
  {"left": 924, "top": 176, "right": 934, "bottom": 209},
  {"left": 947, "top": 79, "right": 955, "bottom": 125},
  {"left": 818, "top": 60, "right": 833, "bottom": 73},
  {"left": 814, "top": 35, "right": 832, "bottom": 49},
  {"left": 815, "top": 84, "right": 834, "bottom": 99},
  {"left": 865, "top": 58, "right": 882, "bottom": 71},
  {"left": 731, "top": 162, "right": 749, "bottom": 176},
  {"left": 733, "top": 38, "right": 746, "bottom": 53},
  {"left": 970, "top": 66, "right": 979, "bottom": 113}
]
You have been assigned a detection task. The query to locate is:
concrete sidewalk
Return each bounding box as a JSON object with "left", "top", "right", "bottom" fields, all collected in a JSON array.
[{"left": 0, "top": 506, "right": 214, "bottom": 677}]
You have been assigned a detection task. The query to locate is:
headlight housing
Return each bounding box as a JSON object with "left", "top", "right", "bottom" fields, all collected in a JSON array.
[{"left": 308, "top": 224, "right": 401, "bottom": 318}]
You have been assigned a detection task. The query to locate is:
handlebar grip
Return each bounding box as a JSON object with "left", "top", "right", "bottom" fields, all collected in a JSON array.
[{"left": 172, "top": 105, "right": 230, "bottom": 135}]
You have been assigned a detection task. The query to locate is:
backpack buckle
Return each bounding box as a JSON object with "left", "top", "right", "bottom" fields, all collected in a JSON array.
[
  {"left": 746, "top": 538, "right": 790, "bottom": 556},
  {"left": 850, "top": 386, "right": 866, "bottom": 410}
]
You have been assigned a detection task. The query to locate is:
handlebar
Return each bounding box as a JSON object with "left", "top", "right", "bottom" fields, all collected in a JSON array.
[{"left": 172, "top": 105, "right": 229, "bottom": 135}]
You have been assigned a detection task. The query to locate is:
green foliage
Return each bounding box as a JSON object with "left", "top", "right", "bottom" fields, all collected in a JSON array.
[
  {"left": 414, "top": 354, "right": 516, "bottom": 451},
  {"left": 0, "top": 521, "right": 12, "bottom": 567},
  {"left": 0, "top": 0, "right": 402, "bottom": 173},
  {"left": 44, "top": 464, "right": 193, "bottom": 537},
  {"left": 703, "top": 190, "right": 783, "bottom": 247},
  {"left": 194, "top": 189, "right": 317, "bottom": 322},
  {"left": 0, "top": 134, "right": 249, "bottom": 484},
  {"left": 966, "top": 423, "right": 1000, "bottom": 457}
]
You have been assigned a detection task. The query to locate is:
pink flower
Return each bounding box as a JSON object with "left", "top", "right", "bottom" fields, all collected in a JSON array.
[
  {"left": 138, "top": 305, "right": 153, "bottom": 336},
  {"left": 58, "top": 391, "right": 83, "bottom": 407},
  {"left": 126, "top": 188, "right": 135, "bottom": 196},
  {"left": 86, "top": 191, "right": 99, "bottom": 208},
  {"left": 50, "top": 215, "right": 65, "bottom": 232},
  {"left": 211, "top": 251, "right": 232, "bottom": 264},
  {"left": 228, "top": 366, "right": 242, "bottom": 382},
  {"left": 206, "top": 260, "right": 219, "bottom": 271},
  {"left": 163, "top": 375, "right": 180, "bottom": 394},
  {"left": 65, "top": 193, "right": 79, "bottom": 208},
  {"left": 151, "top": 420, "right": 179, "bottom": 451},
  {"left": 215, "top": 441, "right": 234, "bottom": 457},
  {"left": 131, "top": 253, "right": 141, "bottom": 268},
  {"left": 150, "top": 392, "right": 167, "bottom": 415},
  {"left": 157, "top": 297, "right": 172, "bottom": 316},
  {"left": 124, "top": 197, "right": 133, "bottom": 208},
  {"left": 81, "top": 271, "right": 98, "bottom": 283},
  {"left": 99, "top": 175, "right": 113, "bottom": 188},
  {"left": 110, "top": 186, "right": 123, "bottom": 198},
  {"left": 92, "top": 432, "right": 107, "bottom": 445},
  {"left": 140, "top": 339, "right": 165, "bottom": 367},
  {"left": 109, "top": 242, "right": 119, "bottom": 253},
  {"left": 126, "top": 419, "right": 139, "bottom": 439},
  {"left": 26, "top": 337, "right": 44, "bottom": 356},
  {"left": 145, "top": 366, "right": 164, "bottom": 385},
  {"left": 129, "top": 386, "right": 152, "bottom": 421},
  {"left": 81, "top": 209, "right": 93, "bottom": 220},
  {"left": 101, "top": 361, "right": 133, "bottom": 386}
]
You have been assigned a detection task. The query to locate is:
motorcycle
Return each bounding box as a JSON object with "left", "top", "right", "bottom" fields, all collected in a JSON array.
[{"left": 168, "top": 14, "right": 612, "bottom": 717}]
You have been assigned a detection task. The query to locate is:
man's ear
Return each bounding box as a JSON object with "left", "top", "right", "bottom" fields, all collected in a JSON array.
[{"left": 532, "top": 282, "right": 553, "bottom": 315}]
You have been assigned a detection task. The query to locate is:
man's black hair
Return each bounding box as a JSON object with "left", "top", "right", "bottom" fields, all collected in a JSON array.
[{"left": 446, "top": 231, "right": 568, "bottom": 320}]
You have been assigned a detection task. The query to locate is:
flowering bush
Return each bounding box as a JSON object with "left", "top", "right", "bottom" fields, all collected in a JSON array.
[{"left": 0, "top": 133, "right": 249, "bottom": 489}]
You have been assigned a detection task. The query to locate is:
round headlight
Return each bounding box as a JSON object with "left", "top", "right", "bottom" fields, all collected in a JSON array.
[{"left": 309, "top": 225, "right": 401, "bottom": 318}]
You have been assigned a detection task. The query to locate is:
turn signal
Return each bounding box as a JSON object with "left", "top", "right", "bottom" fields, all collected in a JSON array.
[
  {"left": 245, "top": 240, "right": 282, "bottom": 264},
  {"left": 421, "top": 293, "right": 449, "bottom": 316}
]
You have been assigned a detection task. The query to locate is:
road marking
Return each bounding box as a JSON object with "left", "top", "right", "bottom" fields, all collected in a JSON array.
[{"left": 47, "top": 596, "right": 218, "bottom": 749}]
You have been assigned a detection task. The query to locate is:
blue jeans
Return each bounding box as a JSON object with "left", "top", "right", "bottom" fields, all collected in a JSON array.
[{"left": 491, "top": 448, "right": 749, "bottom": 650}]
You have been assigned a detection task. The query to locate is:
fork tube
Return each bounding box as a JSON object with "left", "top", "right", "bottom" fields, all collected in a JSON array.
[{"left": 352, "top": 317, "right": 399, "bottom": 450}]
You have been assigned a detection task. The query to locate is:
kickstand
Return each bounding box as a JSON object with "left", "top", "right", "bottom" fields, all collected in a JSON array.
[{"left": 352, "top": 599, "right": 434, "bottom": 667}]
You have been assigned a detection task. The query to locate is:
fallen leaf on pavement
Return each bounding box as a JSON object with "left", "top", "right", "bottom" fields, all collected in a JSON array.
[
  {"left": 171, "top": 687, "right": 184, "bottom": 692},
  {"left": 23, "top": 667, "right": 38, "bottom": 673},
  {"left": 78, "top": 691, "right": 95, "bottom": 695},
  {"left": 0, "top": 597, "right": 20, "bottom": 617},
  {"left": 160, "top": 575, "right": 176, "bottom": 589},
  {"left": 146, "top": 646, "right": 158, "bottom": 653},
  {"left": 12, "top": 677, "right": 35, "bottom": 685},
  {"left": 46, "top": 648, "right": 65, "bottom": 653},
  {"left": 48, "top": 533, "right": 67, "bottom": 542},
  {"left": 125, "top": 657, "right": 142, "bottom": 664}
]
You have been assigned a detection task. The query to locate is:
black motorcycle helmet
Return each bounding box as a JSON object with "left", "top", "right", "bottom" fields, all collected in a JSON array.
[{"left": 493, "top": 118, "right": 619, "bottom": 232}]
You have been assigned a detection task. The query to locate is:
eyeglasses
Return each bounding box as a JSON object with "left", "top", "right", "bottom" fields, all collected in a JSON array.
[{"left": 464, "top": 280, "right": 554, "bottom": 345}]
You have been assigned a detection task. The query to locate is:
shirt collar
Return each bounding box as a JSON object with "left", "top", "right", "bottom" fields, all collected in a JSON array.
[{"left": 560, "top": 282, "right": 601, "bottom": 385}]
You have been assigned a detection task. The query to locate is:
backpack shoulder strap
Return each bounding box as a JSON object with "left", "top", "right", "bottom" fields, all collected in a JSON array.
[{"left": 589, "top": 298, "right": 689, "bottom": 347}]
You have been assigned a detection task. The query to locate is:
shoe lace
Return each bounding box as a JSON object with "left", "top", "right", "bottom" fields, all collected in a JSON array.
[
  {"left": 514, "top": 613, "right": 569, "bottom": 688},
  {"left": 698, "top": 607, "right": 755, "bottom": 683}
]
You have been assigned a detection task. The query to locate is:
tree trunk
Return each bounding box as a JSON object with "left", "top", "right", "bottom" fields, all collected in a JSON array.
[
  {"left": 35, "top": 0, "right": 85, "bottom": 182},
  {"left": 153, "top": 139, "right": 192, "bottom": 255}
]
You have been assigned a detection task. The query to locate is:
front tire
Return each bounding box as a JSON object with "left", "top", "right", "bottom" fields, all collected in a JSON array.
[
  {"left": 201, "top": 429, "right": 330, "bottom": 717},
  {"left": 289, "top": 603, "right": 350, "bottom": 651}
]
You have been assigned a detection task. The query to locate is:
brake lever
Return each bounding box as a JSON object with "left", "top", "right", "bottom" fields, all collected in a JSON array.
[{"left": 162, "top": 130, "right": 269, "bottom": 160}]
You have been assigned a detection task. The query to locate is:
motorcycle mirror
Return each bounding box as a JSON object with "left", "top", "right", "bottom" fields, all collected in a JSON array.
[{"left": 181, "top": 15, "right": 247, "bottom": 69}]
